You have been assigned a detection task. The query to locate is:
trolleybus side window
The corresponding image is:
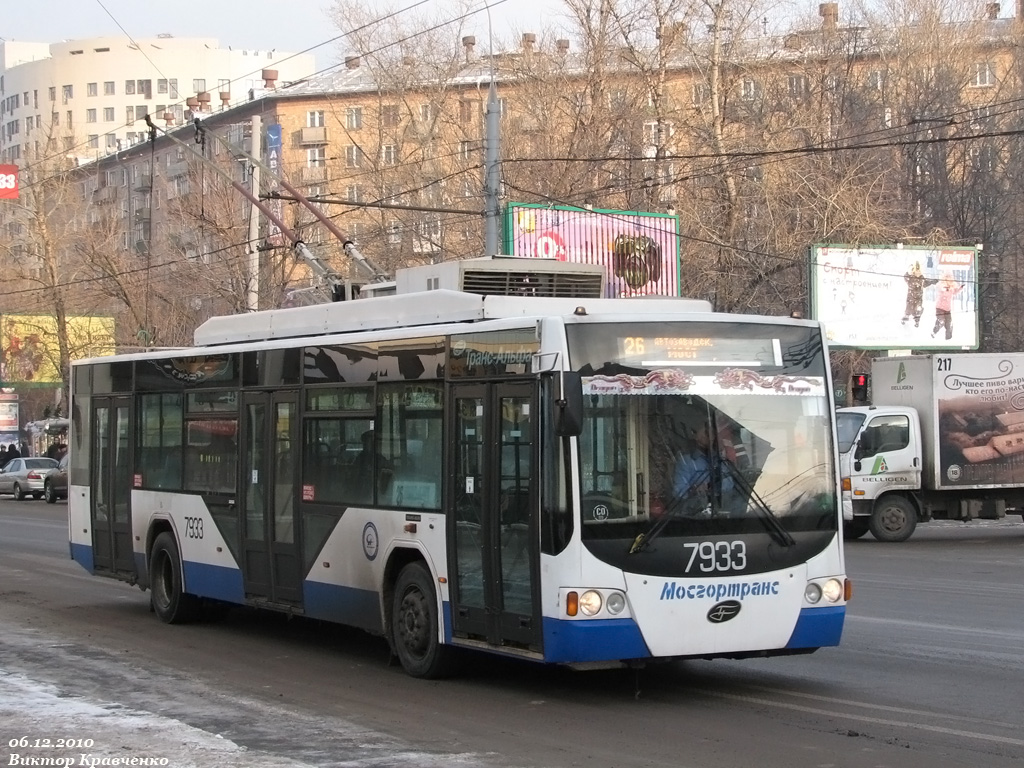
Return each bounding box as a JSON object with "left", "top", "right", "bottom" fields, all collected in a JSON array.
[
  {"left": 183, "top": 391, "right": 237, "bottom": 494},
  {"left": 302, "top": 386, "right": 375, "bottom": 505},
  {"left": 136, "top": 393, "right": 183, "bottom": 490},
  {"left": 377, "top": 382, "right": 443, "bottom": 509}
]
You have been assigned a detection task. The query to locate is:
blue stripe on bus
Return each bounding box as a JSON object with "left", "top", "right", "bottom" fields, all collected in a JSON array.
[
  {"left": 303, "top": 580, "right": 382, "bottom": 633},
  {"left": 70, "top": 542, "right": 93, "bottom": 572},
  {"left": 541, "top": 617, "right": 651, "bottom": 663},
  {"left": 785, "top": 605, "right": 845, "bottom": 649},
  {"left": 182, "top": 560, "right": 245, "bottom": 603}
]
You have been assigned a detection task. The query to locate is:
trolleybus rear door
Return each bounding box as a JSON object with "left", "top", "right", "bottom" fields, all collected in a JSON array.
[
  {"left": 449, "top": 383, "right": 539, "bottom": 650},
  {"left": 240, "top": 391, "right": 302, "bottom": 605},
  {"left": 90, "top": 397, "right": 134, "bottom": 574}
]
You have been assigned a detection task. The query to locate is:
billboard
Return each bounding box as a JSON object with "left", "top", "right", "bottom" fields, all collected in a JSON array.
[
  {"left": 810, "top": 244, "right": 978, "bottom": 350},
  {"left": 504, "top": 203, "right": 680, "bottom": 297},
  {"left": 1, "top": 315, "right": 116, "bottom": 384},
  {"left": 0, "top": 164, "right": 19, "bottom": 199}
]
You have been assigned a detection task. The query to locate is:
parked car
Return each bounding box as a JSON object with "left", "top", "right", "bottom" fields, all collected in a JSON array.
[
  {"left": 44, "top": 454, "right": 69, "bottom": 503},
  {"left": 0, "top": 457, "right": 59, "bottom": 500}
]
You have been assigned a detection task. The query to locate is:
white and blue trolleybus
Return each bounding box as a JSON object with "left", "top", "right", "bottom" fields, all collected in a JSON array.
[{"left": 68, "top": 258, "right": 849, "bottom": 677}]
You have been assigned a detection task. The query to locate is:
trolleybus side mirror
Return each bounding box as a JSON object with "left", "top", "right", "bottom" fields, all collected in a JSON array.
[{"left": 556, "top": 371, "right": 584, "bottom": 437}]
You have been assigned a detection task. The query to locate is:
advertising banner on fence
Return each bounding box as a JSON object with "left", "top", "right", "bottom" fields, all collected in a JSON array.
[
  {"left": 810, "top": 244, "right": 978, "bottom": 350},
  {"left": 0, "top": 393, "right": 19, "bottom": 447},
  {"left": 504, "top": 203, "right": 680, "bottom": 297},
  {"left": 0, "top": 315, "right": 115, "bottom": 384}
]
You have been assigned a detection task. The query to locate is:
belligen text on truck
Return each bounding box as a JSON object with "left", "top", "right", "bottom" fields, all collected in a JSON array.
[{"left": 837, "top": 354, "right": 1024, "bottom": 541}]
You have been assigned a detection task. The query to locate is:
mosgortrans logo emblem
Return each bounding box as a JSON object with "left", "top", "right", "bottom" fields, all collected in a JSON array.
[{"left": 707, "top": 600, "right": 742, "bottom": 624}]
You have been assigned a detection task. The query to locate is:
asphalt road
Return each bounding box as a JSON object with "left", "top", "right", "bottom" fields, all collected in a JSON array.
[{"left": 1, "top": 498, "right": 1022, "bottom": 768}]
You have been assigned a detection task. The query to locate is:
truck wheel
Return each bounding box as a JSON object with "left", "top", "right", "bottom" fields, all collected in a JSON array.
[
  {"left": 391, "top": 561, "right": 454, "bottom": 679},
  {"left": 149, "top": 532, "right": 201, "bottom": 623},
  {"left": 869, "top": 496, "right": 917, "bottom": 542},
  {"left": 843, "top": 518, "right": 870, "bottom": 540}
]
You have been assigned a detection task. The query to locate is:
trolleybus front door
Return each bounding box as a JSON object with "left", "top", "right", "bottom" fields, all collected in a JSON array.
[
  {"left": 90, "top": 397, "right": 134, "bottom": 574},
  {"left": 240, "top": 391, "right": 302, "bottom": 605},
  {"left": 450, "top": 383, "right": 539, "bottom": 651}
]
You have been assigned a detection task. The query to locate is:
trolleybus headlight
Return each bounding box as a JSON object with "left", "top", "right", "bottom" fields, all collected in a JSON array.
[
  {"left": 606, "top": 592, "right": 626, "bottom": 615},
  {"left": 804, "top": 583, "right": 823, "bottom": 604},
  {"left": 579, "top": 590, "right": 603, "bottom": 616},
  {"left": 822, "top": 579, "right": 843, "bottom": 603}
]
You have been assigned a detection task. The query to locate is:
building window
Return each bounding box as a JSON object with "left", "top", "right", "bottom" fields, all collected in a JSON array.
[
  {"left": 87, "top": 82, "right": 98, "bottom": 97},
  {"left": 137, "top": 80, "right": 152, "bottom": 99},
  {"left": 691, "top": 82, "right": 708, "bottom": 105},
  {"left": 103, "top": 107, "right": 115, "bottom": 122},
  {"left": 420, "top": 103, "right": 433, "bottom": 122},
  {"left": 788, "top": 74, "right": 809, "bottom": 98},
  {"left": 158, "top": 79, "right": 168, "bottom": 94},
  {"left": 381, "top": 144, "right": 397, "bottom": 165},
  {"left": 345, "top": 185, "right": 362, "bottom": 203},
  {"left": 459, "top": 99, "right": 479, "bottom": 123},
  {"left": 345, "top": 145, "right": 363, "bottom": 167},
  {"left": 192, "top": 79, "right": 206, "bottom": 93},
  {"left": 86, "top": 108, "right": 97, "bottom": 123},
  {"left": 125, "top": 80, "right": 136, "bottom": 95},
  {"left": 345, "top": 107, "right": 363, "bottom": 130},
  {"left": 62, "top": 85, "right": 73, "bottom": 103},
  {"left": 307, "top": 110, "right": 325, "bottom": 127},
  {"left": 867, "top": 70, "right": 884, "bottom": 91},
  {"left": 88, "top": 134, "right": 99, "bottom": 148},
  {"left": 381, "top": 104, "right": 399, "bottom": 127},
  {"left": 971, "top": 61, "right": 996, "bottom": 87},
  {"left": 306, "top": 147, "right": 325, "bottom": 167},
  {"left": 741, "top": 78, "right": 761, "bottom": 101},
  {"left": 104, "top": 81, "right": 115, "bottom": 96},
  {"left": 49, "top": 87, "right": 56, "bottom": 102}
]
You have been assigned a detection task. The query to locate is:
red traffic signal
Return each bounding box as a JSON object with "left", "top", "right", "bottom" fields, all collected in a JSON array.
[{"left": 852, "top": 373, "right": 870, "bottom": 402}]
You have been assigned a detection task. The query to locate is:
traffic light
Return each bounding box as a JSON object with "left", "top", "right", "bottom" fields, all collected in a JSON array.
[{"left": 851, "top": 373, "right": 870, "bottom": 403}]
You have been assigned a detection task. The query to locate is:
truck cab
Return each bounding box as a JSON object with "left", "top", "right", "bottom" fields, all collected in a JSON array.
[{"left": 836, "top": 405, "right": 923, "bottom": 542}]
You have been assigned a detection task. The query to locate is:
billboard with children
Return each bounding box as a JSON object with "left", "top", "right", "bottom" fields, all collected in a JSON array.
[
  {"left": 503, "top": 203, "right": 681, "bottom": 297},
  {"left": 809, "top": 244, "right": 979, "bottom": 350}
]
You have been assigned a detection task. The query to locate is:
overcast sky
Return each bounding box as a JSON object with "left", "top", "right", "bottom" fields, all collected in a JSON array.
[{"left": 1, "top": 0, "right": 556, "bottom": 72}]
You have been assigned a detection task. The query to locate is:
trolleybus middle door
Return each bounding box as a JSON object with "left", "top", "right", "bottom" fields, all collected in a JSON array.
[
  {"left": 90, "top": 396, "right": 134, "bottom": 574},
  {"left": 449, "top": 382, "right": 540, "bottom": 651},
  {"left": 240, "top": 391, "right": 302, "bottom": 605}
]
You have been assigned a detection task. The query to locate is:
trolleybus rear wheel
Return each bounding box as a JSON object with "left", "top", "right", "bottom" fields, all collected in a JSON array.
[
  {"left": 391, "top": 562, "right": 453, "bottom": 678},
  {"left": 149, "top": 532, "right": 201, "bottom": 623}
]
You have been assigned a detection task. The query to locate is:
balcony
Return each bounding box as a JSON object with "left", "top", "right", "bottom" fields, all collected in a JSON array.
[
  {"left": 299, "top": 126, "right": 328, "bottom": 145},
  {"left": 301, "top": 165, "right": 327, "bottom": 183}
]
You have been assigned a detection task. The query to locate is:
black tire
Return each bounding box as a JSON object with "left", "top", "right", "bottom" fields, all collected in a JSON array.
[
  {"left": 869, "top": 496, "right": 917, "bottom": 543},
  {"left": 12, "top": 483, "right": 24, "bottom": 501},
  {"left": 149, "top": 532, "right": 201, "bottom": 623},
  {"left": 843, "top": 518, "right": 870, "bottom": 540},
  {"left": 391, "top": 562, "right": 454, "bottom": 679},
  {"left": 44, "top": 481, "right": 57, "bottom": 504}
]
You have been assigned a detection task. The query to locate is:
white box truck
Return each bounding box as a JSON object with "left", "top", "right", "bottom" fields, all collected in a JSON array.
[{"left": 836, "top": 354, "right": 1024, "bottom": 541}]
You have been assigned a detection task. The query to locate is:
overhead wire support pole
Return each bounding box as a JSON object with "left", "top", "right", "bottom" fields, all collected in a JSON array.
[{"left": 483, "top": 4, "right": 501, "bottom": 257}]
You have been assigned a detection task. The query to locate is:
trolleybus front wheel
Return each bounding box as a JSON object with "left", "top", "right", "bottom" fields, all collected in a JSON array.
[
  {"left": 149, "top": 532, "right": 201, "bottom": 623},
  {"left": 391, "top": 562, "right": 453, "bottom": 679}
]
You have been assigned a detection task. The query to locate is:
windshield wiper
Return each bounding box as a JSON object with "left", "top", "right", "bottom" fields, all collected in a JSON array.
[
  {"left": 629, "top": 466, "right": 712, "bottom": 554},
  {"left": 719, "top": 459, "right": 796, "bottom": 548}
]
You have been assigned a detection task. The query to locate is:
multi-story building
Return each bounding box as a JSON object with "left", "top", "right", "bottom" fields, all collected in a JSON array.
[
  {"left": 0, "top": 36, "right": 316, "bottom": 164},
  {"left": 6, "top": 2, "right": 1023, "bottom": 356}
]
